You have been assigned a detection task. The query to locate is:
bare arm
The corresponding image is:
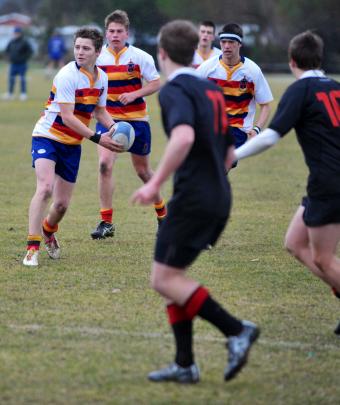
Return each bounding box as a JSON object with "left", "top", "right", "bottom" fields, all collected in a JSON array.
[
  {"left": 59, "top": 103, "right": 124, "bottom": 153},
  {"left": 118, "top": 78, "right": 161, "bottom": 105},
  {"left": 247, "top": 102, "right": 272, "bottom": 138},
  {"left": 131, "top": 124, "right": 194, "bottom": 205},
  {"left": 93, "top": 105, "right": 115, "bottom": 129}
]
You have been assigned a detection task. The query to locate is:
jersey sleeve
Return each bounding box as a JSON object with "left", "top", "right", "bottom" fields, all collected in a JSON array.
[
  {"left": 139, "top": 52, "right": 160, "bottom": 82},
  {"left": 98, "top": 70, "right": 108, "bottom": 107},
  {"left": 53, "top": 69, "right": 77, "bottom": 104},
  {"left": 254, "top": 68, "right": 273, "bottom": 104},
  {"left": 196, "top": 60, "right": 210, "bottom": 78},
  {"left": 160, "top": 84, "right": 195, "bottom": 132},
  {"left": 269, "top": 82, "right": 305, "bottom": 136}
]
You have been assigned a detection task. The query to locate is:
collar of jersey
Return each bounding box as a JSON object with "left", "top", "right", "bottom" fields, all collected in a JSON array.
[
  {"left": 168, "top": 67, "right": 199, "bottom": 81},
  {"left": 219, "top": 55, "right": 244, "bottom": 79},
  {"left": 300, "top": 69, "right": 325, "bottom": 80},
  {"left": 75, "top": 62, "right": 99, "bottom": 87},
  {"left": 107, "top": 43, "right": 129, "bottom": 64},
  {"left": 197, "top": 48, "right": 214, "bottom": 61}
]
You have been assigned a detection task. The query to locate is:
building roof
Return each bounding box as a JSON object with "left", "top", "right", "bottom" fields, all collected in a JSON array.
[{"left": 0, "top": 13, "right": 31, "bottom": 27}]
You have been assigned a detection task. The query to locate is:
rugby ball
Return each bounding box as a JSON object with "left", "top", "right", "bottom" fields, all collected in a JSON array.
[{"left": 111, "top": 121, "right": 135, "bottom": 151}]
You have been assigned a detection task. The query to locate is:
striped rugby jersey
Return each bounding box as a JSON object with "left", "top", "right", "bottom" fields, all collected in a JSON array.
[
  {"left": 33, "top": 61, "right": 108, "bottom": 145},
  {"left": 96, "top": 44, "right": 159, "bottom": 121},
  {"left": 192, "top": 47, "right": 222, "bottom": 69},
  {"left": 197, "top": 55, "right": 273, "bottom": 131}
]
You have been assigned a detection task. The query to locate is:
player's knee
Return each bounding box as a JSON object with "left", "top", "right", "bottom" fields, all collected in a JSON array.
[
  {"left": 99, "top": 161, "right": 113, "bottom": 176},
  {"left": 150, "top": 269, "right": 167, "bottom": 294},
  {"left": 53, "top": 201, "right": 68, "bottom": 215},
  {"left": 284, "top": 239, "right": 297, "bottom": 257},
  {"left": 284, "top": 235, "right": 304, "bottom": 259},
  {"left": 38, "top": 183, "right": 53, "bottom": 201},
  {"left": 313, "top": 254, "right": 331, "bottom": 273}
]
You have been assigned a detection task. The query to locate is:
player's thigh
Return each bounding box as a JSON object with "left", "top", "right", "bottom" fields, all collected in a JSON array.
[
  {"left": 130, "top": 153, "right": 150, "bottom": 172},
  {"left": 308, "top": 224, "right": 340, "bottom": 258},
  {"left": 34, "top": 158, "right": 56, "bottom": 188},
  {"left": 285, "top": 204, "right": 309, "bottom": 249},
  {"left": 97, "top": 144, "right": 118, "bottom": 165},
  {"left": 152, "top": 261, "right": 186, "bottom": 282}
]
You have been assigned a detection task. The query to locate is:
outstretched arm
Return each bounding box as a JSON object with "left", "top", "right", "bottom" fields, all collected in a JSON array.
[{"left": 235, "top": 128, "right": 281, "bottom": 161}]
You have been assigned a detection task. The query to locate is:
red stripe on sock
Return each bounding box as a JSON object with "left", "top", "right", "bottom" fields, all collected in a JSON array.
[
  {"left": 155, "top": 206, "right": 167, "bottom": 218},
  {"left": 167, "top": 304, "right": 190, "bottom": 324},
  {"left": 184, "top": 286, "right": 209, "bottom": 320},
  {"left": 101, "top": 208, "right": 113, "bottom": 223}
]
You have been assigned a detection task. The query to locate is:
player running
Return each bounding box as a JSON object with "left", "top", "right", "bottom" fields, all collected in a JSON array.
[
  {"left": 132, "top": 20, "right": 260, "bottom": 383},
  {"left": 23, "top": 28, "right": 123, "bottom": 267},
  {"left": 234, "top": 30, "right": 340, "bottom": 335}
]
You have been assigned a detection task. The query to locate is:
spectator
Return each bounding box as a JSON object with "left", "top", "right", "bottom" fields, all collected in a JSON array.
[
  {"left": 3, "top": 26, "right": 33, "bottom": 101},
  {"left": 45, "top": 29, "right": 67, "bottom": 78}
]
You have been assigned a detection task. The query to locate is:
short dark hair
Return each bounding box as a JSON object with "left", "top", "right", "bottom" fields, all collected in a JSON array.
[
  {"left": 158, "top": 20, "right": 199, "bottom": 66},
  {"left": 105, "top": 9, "right": 129, "bottom": 30},
  {"left": 219, "top": 23, "right": 243, "bottom": 39},
  {"left": 200, "top": 20, "right": 216, "bottom": 33},
  {"left": 288, "top": 30, "right": 323, "bottom": 70},
  {"left": 74, "top": 28, "right": 103, "bottom": 52}
]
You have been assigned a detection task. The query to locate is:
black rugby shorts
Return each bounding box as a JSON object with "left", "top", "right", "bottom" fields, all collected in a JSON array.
[
  {"left": 155, "top": 215, "right": 227, "bottom": 268},
  {"left": 302, "top": 195, "right": 340, "bottom": 227}
]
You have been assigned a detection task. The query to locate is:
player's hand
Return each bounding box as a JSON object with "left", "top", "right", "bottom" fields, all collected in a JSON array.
[
  {"left": 246, "top": 129, "right": 257, "bottom": 139},
  {"left": 118, "top": 92, "right": 136, "bottom": 105},
  {"left": 131, "top": 182, "right": 160, "bottom": 205},
  {"left": 98, "top": 132, "right": 124, "bottom": 153}
]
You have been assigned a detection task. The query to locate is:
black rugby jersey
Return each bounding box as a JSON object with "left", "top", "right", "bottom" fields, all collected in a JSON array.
[
  {"left": 159, "top": 71, "right": 234, "bottom": 216},
  {"left": 270, "top": 73, "right": 340, "bottom": 197}
]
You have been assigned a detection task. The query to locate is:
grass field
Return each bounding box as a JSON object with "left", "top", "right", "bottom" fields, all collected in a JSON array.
[{"left": 0, "top": 65, "right": 339, "bottom": 405}]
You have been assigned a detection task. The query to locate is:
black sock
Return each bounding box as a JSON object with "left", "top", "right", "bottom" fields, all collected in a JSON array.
[
  {"left": 172, "top": 320, "right": 194, "bottom": 367},
  {"left": 198, "top": 296, "right": 243, "bottom": 337}
]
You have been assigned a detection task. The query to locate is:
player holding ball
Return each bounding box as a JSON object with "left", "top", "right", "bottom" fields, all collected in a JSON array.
[{"left": 23, "top": 28, "right": 124, "bottom": 267}]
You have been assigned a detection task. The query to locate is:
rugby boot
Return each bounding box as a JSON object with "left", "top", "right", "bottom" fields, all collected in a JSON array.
[
  {"left": 224, "top": 320, "right": 260, "bottom": 381},
  {"left": 148, "top": 362, "right": 200, "bottom": 384},
  {"left": 91, "top": 221, "right": 115, "bottom": 239},
  {"left": 23, "top": 249, "right": 39, "bottom": 266},
  {"left": 43, "top": 232, "right": 61, "bottom": 259}
]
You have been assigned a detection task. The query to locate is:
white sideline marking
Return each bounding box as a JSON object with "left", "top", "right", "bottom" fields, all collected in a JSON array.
[{"left": 8, "top": 324, "right": 339, "bottom": 351}]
